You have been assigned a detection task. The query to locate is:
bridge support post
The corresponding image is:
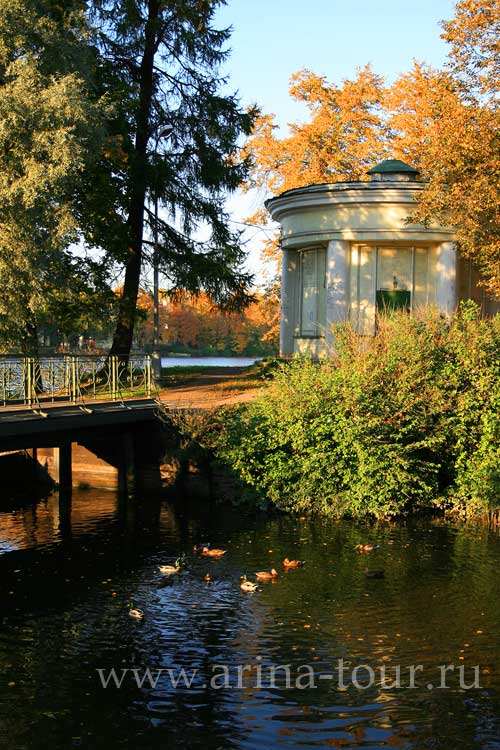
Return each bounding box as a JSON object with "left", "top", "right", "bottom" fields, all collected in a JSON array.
[
  {"left": 119, "top": 432, "right": 135, "bottom": 496},
  {"left": 53, "top": 443, "right": 72, "bottom": 493},
  {"left": 29, "top": 447, "right": 38, "bottom": 480}
]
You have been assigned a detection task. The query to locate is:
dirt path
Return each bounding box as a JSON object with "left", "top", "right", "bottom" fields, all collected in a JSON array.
[{"left": 158, "top": 367, "right": 264, "bottom": 409}]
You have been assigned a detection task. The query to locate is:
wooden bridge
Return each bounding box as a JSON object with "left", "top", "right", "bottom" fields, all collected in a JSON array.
[{"left": 0, "top": 356, "right": 165, "bottom": 497}]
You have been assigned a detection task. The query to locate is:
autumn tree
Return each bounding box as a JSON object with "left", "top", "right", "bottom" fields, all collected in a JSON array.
[
  {"left": 409, "top": 0, "right": 500, "bottom": 296},
  {"left": 245, "top": 66, "right": 389, "bottom": 205},
  {"left": 385, "top": 62, "right": 453, "bottom": 169},
  {"left": 243, "top": 66, "right": 389, "bottom": 265},
  {"left": 245, "top": 1, "right": 500, "bottom": 296}
]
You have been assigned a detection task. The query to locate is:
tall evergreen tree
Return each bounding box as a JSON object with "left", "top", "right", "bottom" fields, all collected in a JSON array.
[{"left": 87, "top": 0, "right": 256, "bottom": 358}]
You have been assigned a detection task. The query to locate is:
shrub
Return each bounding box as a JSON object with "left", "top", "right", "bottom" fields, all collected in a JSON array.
[
  {"left": 441, "top": 303, "right": 500, "bottom": 517},
  {"left": 212, "top": 305, "right": 500, "bottom": 520}
]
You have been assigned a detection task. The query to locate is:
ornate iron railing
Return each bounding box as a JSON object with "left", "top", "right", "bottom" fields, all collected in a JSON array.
[{"left": 0, "top": 355, "right": 154, "bottom": 409}]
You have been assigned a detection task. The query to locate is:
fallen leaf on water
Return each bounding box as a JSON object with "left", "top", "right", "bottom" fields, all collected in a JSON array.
[{"left": 352, "top": 728, "right": 366, "bottom": 741}]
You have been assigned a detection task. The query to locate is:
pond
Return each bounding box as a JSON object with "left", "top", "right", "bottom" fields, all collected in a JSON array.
[
  {"left": 160, "top": 356, "right": 260, "bottom": 368},
  {"left": 0, "top": 490, "right": 499, "bottom": 750}
]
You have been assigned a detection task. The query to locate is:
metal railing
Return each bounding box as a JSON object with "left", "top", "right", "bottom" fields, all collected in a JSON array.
[{"left": 0, "top": 355, "right": 155, "bottom": 410}]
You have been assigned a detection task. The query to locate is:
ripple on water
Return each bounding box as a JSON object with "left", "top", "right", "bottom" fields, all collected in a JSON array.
[{"left": 0, "top": 492, "right": 499, "bottom": 749}]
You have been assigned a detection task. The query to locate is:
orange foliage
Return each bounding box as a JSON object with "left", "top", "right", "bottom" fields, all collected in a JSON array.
[
  {"left": 244, "top": 1, "right": 500, "bottom": 294},
  {"left": 245, "top": 65, "right": 389, "bottom": 199},
  {"left": 132, "top": 290, "right": 279, "bottom": 355}
]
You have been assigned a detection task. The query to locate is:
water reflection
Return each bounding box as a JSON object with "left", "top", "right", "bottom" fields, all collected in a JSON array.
[{"left": 0, "top": 490, "right": 499, "bottom": 749}]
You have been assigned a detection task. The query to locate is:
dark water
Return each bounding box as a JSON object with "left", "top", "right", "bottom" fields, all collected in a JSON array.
[{"left": 0, "top": 490, "right": 499, "bottom": 750}]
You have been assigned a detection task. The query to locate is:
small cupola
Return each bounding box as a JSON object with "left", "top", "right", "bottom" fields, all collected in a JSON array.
[{"left": 367, "top": 159, "right": 420, "bottom": 182}]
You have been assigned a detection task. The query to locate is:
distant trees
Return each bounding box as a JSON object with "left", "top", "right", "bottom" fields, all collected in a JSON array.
[
  {"left": 131, "top": 290, "right": 278, "bottom": 356},
  {"left": 245, "top": 0, "right": 500, "bottom": 295}
]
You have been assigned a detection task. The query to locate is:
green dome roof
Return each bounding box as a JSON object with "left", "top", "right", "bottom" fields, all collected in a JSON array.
[{"left": 367, "top": 159, "right": 419, "bottom": 175}]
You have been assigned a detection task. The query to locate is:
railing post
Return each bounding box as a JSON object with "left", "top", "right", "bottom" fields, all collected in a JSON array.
[
  {"left": 145, "top": 355, "right": 152, "bottom": 397},
  {"left": 1, "top": 362, "right": 6, "bottom": 406},
  {"left": 23, "top": 357, "right": 34, "bottom": 406},
  {"left": 49, "top": 359, "right": 55, "bottom": 402},
  {"left": 23, "top": 358, "right": 28, "bottom": 405},
  {"left": 64, "top": 356, "right": 70, "bottom": 400},
  {"left": 71, "top": 356, "right": 78, "bottom": 403},
  {"left": 111, "top": 356, "right": 117, "bottom": 400}
]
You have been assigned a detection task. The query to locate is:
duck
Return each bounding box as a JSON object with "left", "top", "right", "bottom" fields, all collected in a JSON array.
[
  {"left": 283, "top": 558, "right": 305, "bottom": 568},
  {"left": 159, "top": 557, "right": 183, "bottom": 575},
  {"left": 204, "top": 573, "right": 212, "bottom": 583},
  {"left": 356, "top": 544, "right": 379, "bottom": 553},
  {"left": 240, "top": 575, "right": 258, "bottom": 592},
  {"left": 365, "top": 568, "right": 385, "bottom": 579},
  {"left": 193, "top": 543, "right": 211, "bottom": 553},
  {"left": 255, "top": 568, "right": 278, "bottom": 581},
  {"left": 202, "top": 547, "right": 226, "bottom": 557},
  {"left": 129, "top": 604, "right": 144, "bottom": 620}
]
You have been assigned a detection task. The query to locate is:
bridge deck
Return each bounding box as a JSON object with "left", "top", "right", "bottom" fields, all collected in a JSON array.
[{"left": 0, "top": 398, "right": 161, "bottom": 451}]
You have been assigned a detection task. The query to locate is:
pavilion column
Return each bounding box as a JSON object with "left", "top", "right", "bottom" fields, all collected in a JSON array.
[
  {"left": 279, "top": 248, "right": 298, "bottom": 357},
  {"left": 325, "top": 239, "right": 350, "bottom": 352},
  {"left": 436, "top": 241, "right": 457, "bottom": 315}
]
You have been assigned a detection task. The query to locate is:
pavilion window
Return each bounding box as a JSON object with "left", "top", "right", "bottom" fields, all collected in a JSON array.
[{"left": 299, "top": 248, "right": 326, "bottom": 336}]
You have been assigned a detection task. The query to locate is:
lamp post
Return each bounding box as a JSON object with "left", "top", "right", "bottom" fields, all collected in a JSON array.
[
  {"left": 152, "top": 192, "right": 160, "bottom": 380},
  {"left": 151, "top": 127, "right": 173, "bottom": 381}
]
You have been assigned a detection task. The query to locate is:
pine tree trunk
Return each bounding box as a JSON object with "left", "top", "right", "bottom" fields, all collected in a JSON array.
[
  {"left": 109, "top": 0, "right": 159, "bottom": 361},
  {"left": 21, "top": 315, "right": 39, "bottom": 357}
]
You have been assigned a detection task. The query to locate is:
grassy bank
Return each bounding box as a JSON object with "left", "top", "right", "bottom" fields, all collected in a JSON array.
[
  {"left": 159, "top": 360, "right": 276, "bottom": 387},
  {"left": 174, "top": 304, "right": 499, "bottom": 522}
]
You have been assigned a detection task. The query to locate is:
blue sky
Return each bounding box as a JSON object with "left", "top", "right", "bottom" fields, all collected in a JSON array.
[
  {"left": 213, "top": 0, "right": 457, "bottom": 283},
  {"left": 216, "top": 0, "right": 456, "bottom": 128}
]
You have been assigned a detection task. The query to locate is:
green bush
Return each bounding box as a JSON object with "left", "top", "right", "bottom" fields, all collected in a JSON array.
[
  {"left": 440, "top": 303, "right": 500, "bottom": 516},
  {"left": 211, "top": 304, "right": 500, "bottom": 520}
]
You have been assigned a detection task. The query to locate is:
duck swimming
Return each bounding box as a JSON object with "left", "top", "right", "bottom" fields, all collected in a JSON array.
[
  {"left": 159, "top": 557, "right": 183, "bottom": 575},
  {"left": 193, "top": 543, "right": 211, "bottom": 553},
  {"left": 356, "top": 544, "right": 380, "bottom": 553},
  {"left": 202, "top": 547, "right": 226, "bottom": 557},
  {"left": 255, "top": 568, "right": 278, "bottom": 581},
  {"left": 283, "top": 558, "right": 305, "bottom": 568},
  {"left": 240, "top": 575, "right": 258, "bottom": 592},
  {"left": 129, "top": 604, "right": 144, "bottom": 620}
]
